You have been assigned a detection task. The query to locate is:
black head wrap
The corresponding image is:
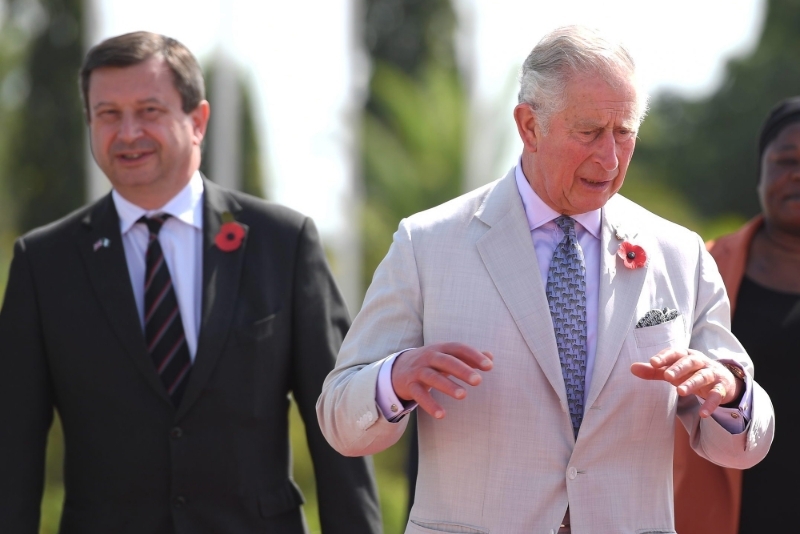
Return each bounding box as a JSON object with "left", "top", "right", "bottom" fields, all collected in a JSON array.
[{"left": 758, "top": 96, "right": 800, "bottom": 178}]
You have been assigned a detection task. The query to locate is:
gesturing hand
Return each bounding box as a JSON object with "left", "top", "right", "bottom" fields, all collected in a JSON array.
[
  {"left": 391, "top": 342, "right": 494, "bottom": 419},
  {"left": 630, "top": 348, "right": 744, "bottom": 417}
]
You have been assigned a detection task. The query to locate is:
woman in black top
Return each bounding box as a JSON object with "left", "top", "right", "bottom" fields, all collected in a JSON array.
[{"left": 674, "top": 96, "right": 800, "bottom": 534}]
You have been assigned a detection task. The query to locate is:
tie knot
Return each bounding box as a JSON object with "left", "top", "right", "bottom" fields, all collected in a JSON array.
[
  {"left": 554, "top": 215, "right": 576, "bottom": 240},
  {"left": 139, "top": 214, "right": 171, "bottom": 236}
]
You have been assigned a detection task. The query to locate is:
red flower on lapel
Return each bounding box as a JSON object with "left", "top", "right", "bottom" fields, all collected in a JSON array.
[
  {"left": 617, "top": 241, "right": 646, "bottom": 269},
  {"left": 215, "top": 212, "right": 244, "bottom": 252}
]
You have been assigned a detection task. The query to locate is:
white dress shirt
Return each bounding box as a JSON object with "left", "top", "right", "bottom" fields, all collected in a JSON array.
[
  {"left": 376, "top": 162, "right": 749, "bottom": 432},
  {"left": 112, "top": 172, "right": 204, "bottom": 361}
]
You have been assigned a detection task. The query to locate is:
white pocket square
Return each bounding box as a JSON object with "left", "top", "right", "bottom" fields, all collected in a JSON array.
[{"left": 635, "top": 307, "right": 679, "bottom": 329}]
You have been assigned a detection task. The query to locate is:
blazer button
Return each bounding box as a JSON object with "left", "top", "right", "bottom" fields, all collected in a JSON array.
[
  {"left": 170, "top": 427, "right": 183, "bottom": 439},
  {"left": 173, "top": 496, "right": 186, "bottom": 508},
  {"left": 567, "top": 467, "right": 578, "bottom": 480}
]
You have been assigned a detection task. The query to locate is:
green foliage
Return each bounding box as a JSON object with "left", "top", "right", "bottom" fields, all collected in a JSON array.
[
  {"left": 201, "top": 62, "right": 266, "bottom": 198},
  {"left": 364, "top": 0, "right": 458, "bottom": 78},
  {"left": 630, "top": 0, "right": 800, "bottom": 226},
  {"left": 3, "top": 0, "right": 85, "bottom": 234},
  {"left": 39, "top": 416, "right": 64, "bottom": 534},
  {"left": 361, "top": 60, "right": 466, "bottom": 289},
  {"left": 0, "top": 3, "right": 33, "bottom": 235},
  {"left": 238, "top": 87, "right": 265, "bottom": 198}
]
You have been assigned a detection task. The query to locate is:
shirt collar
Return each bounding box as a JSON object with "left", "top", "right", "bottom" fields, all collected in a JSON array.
[
  {"left": 113, "top": 171, "right": 204, "bottom": 235},
  {"left": 514, "top": 159, "right": 601, "bottom": 239}
]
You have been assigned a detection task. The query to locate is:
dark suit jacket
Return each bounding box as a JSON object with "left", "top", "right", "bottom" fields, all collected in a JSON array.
[{"left": 0, "top": 178, "right": 382, "bottom": 534}]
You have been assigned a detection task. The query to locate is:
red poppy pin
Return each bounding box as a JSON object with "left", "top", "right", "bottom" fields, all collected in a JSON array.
[
  {"left": 617, "top": 241, "right": 646, "bottom": 269},
  {"left": 215, "top": 211, "right": 245, "bottom": 252}
]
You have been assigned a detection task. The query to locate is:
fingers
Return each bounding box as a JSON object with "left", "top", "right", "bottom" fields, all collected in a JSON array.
[
  {"left": 631, "top": 348, "right": 738, "bottom": 417},
  {"left": 697, "top": 388, "right": 725, "bottom": 418},
  {"left": 406, "top": 381, "right": 447, "bottom": 420},
  {"left": 391, "top": 342, "right": 493, "bottom": 419},
  {"left": 635, "top": 348, "right": 703, "bottom": 387}
]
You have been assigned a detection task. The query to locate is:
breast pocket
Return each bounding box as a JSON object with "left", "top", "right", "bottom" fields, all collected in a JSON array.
[
  {"left": 634, "top": 315, "right": 685, "bottom": 348},
  {"left": 236, "top": 314, "right": 276, "bottom": 344}
]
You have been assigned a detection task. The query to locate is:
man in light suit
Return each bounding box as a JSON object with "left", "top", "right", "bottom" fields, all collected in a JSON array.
[
  {"left": 317, "top": 25, "right": 775, "bottom": 533},
  {"left": 0, "top": 31, "right": 381, "bottom": 534}
]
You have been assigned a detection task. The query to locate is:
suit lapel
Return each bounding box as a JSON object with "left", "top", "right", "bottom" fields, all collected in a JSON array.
[
  {"left": 585, "top": 196, "right": 649, "bottom": 409},
  {"left": 77, "top": 195, "right": 171, "bottom": 404},
  {"left": 475, "top": 170, "right": 567, "bottom": 406},
  {"left": 176, "top": 178, "right": 248, "bottom": 419}
]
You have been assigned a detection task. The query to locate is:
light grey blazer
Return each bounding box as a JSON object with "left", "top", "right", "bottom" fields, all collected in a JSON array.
[{"left": 317, "top": 168, "right": 774, "bottom": 534}]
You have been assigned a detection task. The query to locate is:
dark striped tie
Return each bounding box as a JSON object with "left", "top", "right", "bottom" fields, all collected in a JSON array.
[{"left": 139, "top": 215, "right": 192, "bottom": 406}]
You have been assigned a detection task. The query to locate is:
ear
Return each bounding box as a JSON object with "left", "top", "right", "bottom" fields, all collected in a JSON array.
[
  {"left": 189, "top": 100, "right": 211, "bottom": 145},
  {"left": 513, "top": 103, "right": 540, "bottom": 153}
]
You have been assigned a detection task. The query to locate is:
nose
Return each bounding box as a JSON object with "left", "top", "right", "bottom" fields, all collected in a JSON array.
[
  {"left": 117, "top": 112, "right": 142, "bottom": 142},
  {"left": 594, "top": 130, "right": 619, "bottom": 172}
]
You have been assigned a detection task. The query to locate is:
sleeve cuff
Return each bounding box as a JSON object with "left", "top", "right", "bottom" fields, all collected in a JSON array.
[
  {"left": 375, "top": 349, "right": 418, "bottom": 423},
  {"left": 707, "top": 360, "right": 753, "bottom": 434}
]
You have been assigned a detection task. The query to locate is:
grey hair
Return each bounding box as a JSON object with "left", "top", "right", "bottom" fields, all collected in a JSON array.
[{"left": 518, "top": 25, "right": 650, "bottom": 133}]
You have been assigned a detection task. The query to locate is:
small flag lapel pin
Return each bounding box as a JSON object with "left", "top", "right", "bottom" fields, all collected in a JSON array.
[{"left": 93, "top": 238, "right": 111, "bottom": 251}]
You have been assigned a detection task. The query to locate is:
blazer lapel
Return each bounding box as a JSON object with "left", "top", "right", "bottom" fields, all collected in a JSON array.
[
  {"left": 176, "top": 178, "right": 248, "bottom": 419},
  {"left": 585, "top": 196, "right": 649, "bottom": 409},
  {"left": 475, "top": 169, "right": 567, "bottom": 406},
  {"left": 77, "top": 195, "right": 171, "bottom": 404}
]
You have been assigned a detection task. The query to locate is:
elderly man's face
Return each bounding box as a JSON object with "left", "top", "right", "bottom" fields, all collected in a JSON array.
[{"left": 516, "top": 72, "right": 639, "bottom": 215}]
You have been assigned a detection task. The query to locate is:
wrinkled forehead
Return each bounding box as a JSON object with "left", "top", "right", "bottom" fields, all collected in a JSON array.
[{"left": 562, "top": 73, "right": 640, "bottom": 128}]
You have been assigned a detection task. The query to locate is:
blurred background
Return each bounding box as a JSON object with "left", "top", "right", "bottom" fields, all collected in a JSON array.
[{"left": 1, "top": 0, "right": 799, "bottom": 532}]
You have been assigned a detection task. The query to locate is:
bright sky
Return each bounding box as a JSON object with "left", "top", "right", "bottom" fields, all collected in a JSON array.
[{"left": 87, "top": 0, "right": 765, "bottom": 309}]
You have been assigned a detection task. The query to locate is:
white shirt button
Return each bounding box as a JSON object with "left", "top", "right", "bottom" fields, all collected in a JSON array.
[
  {"left": 391, "top": 404, "right": 399, "bottom": 413},
  {"left": 730, "top": 412, "right": 740, "bottom": 419}
]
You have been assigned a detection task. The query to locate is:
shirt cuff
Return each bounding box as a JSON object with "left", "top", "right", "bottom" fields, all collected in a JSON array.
[
  {"left": 707, "top": 360, "right": 753, "bottom": 434},
  {"left": 375, "top": 349, "right": 418, "bottom": 423}
]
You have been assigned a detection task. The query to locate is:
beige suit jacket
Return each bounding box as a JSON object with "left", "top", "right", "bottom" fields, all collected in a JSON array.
[{"left": 317, "top": 169, "right": 774, "bottom": 534}]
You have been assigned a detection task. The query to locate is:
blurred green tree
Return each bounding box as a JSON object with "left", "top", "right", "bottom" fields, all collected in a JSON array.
[
  {"left": 361, "top": 0, "right": 465, "bottom": 290},
  {"left": 625, "top": 0, "right": 800, "bottom": 239},
  {"left": 200, "top": 59, "right": 266, "bottom": 198},
  {"left": 0, "top": 0, "right": 31, "bottom": 282},
  {"left": 3, "top": 0, "right": 85, "bottom": 234}
]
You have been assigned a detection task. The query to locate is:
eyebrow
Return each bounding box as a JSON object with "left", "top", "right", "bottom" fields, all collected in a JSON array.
[
  {"left": 572, "top": 119, "right": 603, "bottom": 129},
  {"left": 572, "top": 119, "right": 637, "bottom": 131},
  {"left": 92, "top": 97, "right": 164, "bottom": 111},
  {"left": 772, "top": 143, "right": 800, "bottom": 152}
]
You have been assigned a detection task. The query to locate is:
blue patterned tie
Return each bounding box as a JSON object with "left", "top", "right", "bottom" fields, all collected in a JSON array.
[{"left": 546, "top": 216, "right": 587, "bottom": 437}]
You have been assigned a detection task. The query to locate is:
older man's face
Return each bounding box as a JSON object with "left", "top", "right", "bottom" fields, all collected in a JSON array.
[{"left": 520, "top": 72, "right": 639, "bottom": 215}]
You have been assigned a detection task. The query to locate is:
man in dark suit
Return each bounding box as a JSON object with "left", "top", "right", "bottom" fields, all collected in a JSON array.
[{"left": 0, "top": 31, "right": 382, "bottom": 534}]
